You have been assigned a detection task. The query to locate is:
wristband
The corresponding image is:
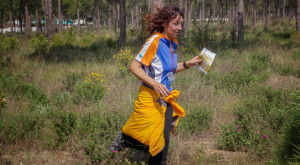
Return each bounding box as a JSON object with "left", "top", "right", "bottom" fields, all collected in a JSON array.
[{"left": 183, "top": 61, "right": 190, "bottom": 69}]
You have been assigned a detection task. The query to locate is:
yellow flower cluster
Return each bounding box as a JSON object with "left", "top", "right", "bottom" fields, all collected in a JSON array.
[
  {"left": 85, "top": 72, "right": 110, "bottom": 91},
  {"left": 113, "top": 49, "right": 134, "bottom": 72}
]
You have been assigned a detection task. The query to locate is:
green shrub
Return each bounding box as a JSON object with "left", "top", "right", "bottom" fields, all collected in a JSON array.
[
  {"left": 0, "top": 105, "right": 51, "bottom": 143},
  {"left": 80, "top": 32, "right": 96, "bottom": 47},
  {"left": 30, "top": 35, "right": 49, "bottom": 56},
  {"left": 0, "top": 37, "right": 20, "bottom": 53},
  {"left": 53, "top": 110, "right": 77, "bottom": 146},
  {"left": 73, "top": 72, "right": 107, "bottom": 104},
  {"left": 216, "top": 87, "right": 291, "bottom": 158},
  {"left": 78, "top": 110, "right": 126, "bottom": 163},
  {"left": 62, "top": 71, "right": 83, "bottom": 92},
  {"left": 17, "top": 83, "right": 49, "bottom": 105},
  {"left": 275, "top": 90, "right": 300, "bottom": 164},
  {"left": 178, "top": 104, "right": 213, "bottom": 135},
  {"left": 52, "top": 91, "right": 70, "bottom": 108}
]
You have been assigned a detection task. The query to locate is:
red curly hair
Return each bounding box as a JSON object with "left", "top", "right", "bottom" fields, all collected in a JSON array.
[{"left": 144, "top": 5, "right": 184, "bottom": 36}]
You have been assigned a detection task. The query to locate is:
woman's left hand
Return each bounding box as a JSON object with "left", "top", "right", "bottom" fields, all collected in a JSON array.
[{"left": 186, "top": 56, "right": 203, "bottom": 67}]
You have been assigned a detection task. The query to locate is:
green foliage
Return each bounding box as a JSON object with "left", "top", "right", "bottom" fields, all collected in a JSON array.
[
  {"left": 205, "top": 70, "right": 253, "bottom": 93},
  {"left": 128, "top": 27, "right": 137, "bottom": 36},
  {"left": 0, "top": 105, "right": 51, "bottom": 144},
  {"left": 0, "top": 37, "right": 20, "bottom": 53},
  {"left": 30, "top": 35, "right": 49, "bottom": 56},
  {"left": 52, "top": 91, "right": 71, "bottom": 108},
  {"left": 62, "top": 71, "right": 84, "bottom": 92},
  {"left": 113, "top": 48, "right": 134, "bottom": 75},
  {"left": 216, "top": 87, "right": 292, "bottom": 158},
  {"left": 275, "top": 91, "right": 300, "bottom": 164},
  {"left": 16, "top": 83, "right": 49, "bottom": 105},
  {"left": 78, "top": 110, "right": 126, "bottom": 163},
  {"left": 54, "top": 110, "right": 77, "bottom": 146},
  {"left": 73, "top": 72, "right": 107, "bottom": 104},
  {"left": 178, "top": 104, "right": 213, "bottom": 135}
]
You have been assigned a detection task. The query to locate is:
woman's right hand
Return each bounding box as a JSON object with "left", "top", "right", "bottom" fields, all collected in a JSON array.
[{"left": 152, "top": 82, "right": 170, "bottom": 97}]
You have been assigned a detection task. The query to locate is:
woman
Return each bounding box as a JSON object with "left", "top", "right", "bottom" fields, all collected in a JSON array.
[{"left": 109, "top": 5, "right": 202, "bottom": 164}]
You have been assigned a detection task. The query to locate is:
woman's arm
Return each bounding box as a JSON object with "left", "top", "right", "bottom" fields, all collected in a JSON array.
[
  {"left": 129, "top": 60, "right": 170, "bottom": 97},
  {"left": 176, "top": 56, "right": 202, "bottom": 73}
]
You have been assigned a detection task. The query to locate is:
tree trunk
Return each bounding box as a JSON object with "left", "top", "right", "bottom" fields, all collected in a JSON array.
[
  {"left": 44, "top": 0, "right": 53, "bottom": 41},
  {"left": 10, "top": 0, "right": 13, "bottom": 35},
  {"left": 263, "top": 0, "right": 266, "bottom": 23},
  {"left": 265, "top": 0, "right": 271, "bottom": 29},
  {"left": 36, "top": 7, "right": 40, "bottom": 34},
  {"left": 178, "top": 0, "right": 183, "bottom": 9},
  {"left": 228, "top": 0, "right": 231, "bottom": 23},
  {"left": 135, "top": 0, "right": 140, "bottom": 32},
  {"left": 217, "top": 0, "right": 220, "bottom": 25},
  {"left": 113, "top": 0, "right": 117, "bottom": 32},
  {"left": 116, "top": 1, "right": 119, "bottom": 29},
  {"left": 131, "top": 6, "right": 134, "bottom": 26},
  {"left": 18, "top": 9, "right": 22, "bottom": 33},
  {"left": 76, "top": 0, "right": 80, "bottom": 34},
  {"left": 253, "top": 0, "right": 256, "bottom": 29},
  {"left": 202, "top": 0, "right": 205, "bottom": 26},
  {"left": 188, "top": 1, "right": 192, "bottom": 28},
  {"left": 194, "top": 0, "right": 198, "bottom": 22},
  {"left": 58, "top": 0, "right": 63, "bottom": 32},
  {"left": 52, "top": 6, "right": 58, "bottom": 32},
  {"left": 238, "top": 0, "right": 244, "bottom": 42},
  {"left": 244, "top": 0, "right": 249, "bottom": 24},
  {"left": 94, "top": 0, "right": 100, "bottom": 33},
  {"left": 1, "top": 10, "right": 3, "bottom": 34},
  {"left": 119, "top": 0, "right": 126, "bottom": 49},
  {"left": 283, "top": 0, "right": 286, "bottom": 21},
  {"left": 25, "top": 0, "right": 30, "bottom": 37},
  {"left": 297, "top": 0, "right": 300, "bottom": 32},
  {"left": 184, "top": 0, "right": 188, "bottom": 32},
  {"left": 107, "top": 0, "right": 112, "bottom": 31}
]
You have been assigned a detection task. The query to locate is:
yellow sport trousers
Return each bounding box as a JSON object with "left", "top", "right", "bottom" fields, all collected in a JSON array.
[{"left": 122, "top": 85, "right": 185, "bottom": 156}]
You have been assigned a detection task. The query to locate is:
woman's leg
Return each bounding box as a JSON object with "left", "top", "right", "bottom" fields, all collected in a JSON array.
[{"left": 148, "top": 104, "right": 173, "bottom": 165}]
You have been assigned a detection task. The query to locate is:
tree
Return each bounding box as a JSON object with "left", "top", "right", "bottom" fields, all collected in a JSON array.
[
  {"left": 283, "top": 0, "right": 286, "bottom": 21},
  {"left": 201, "top": 0, "right": 205, "bottom": 27},
  {"left": 10, "top": 0, "right": 13, "bottom": 35},
  {"left": 119, "top": 0, "right": 126, "bottom": 49},
  {"left": 252, "top": 0, "right": 256, "bottom": 30},
  {"left": 238, "top": 0, "right": 244, "bottom": 41},
  {"left": 265, "top": 0, "right": 271, "bottom": 29},
  {"left": 297, "top": 0, "right": 300, "bottom": 32},
  {"left": 76, "top": 0, "right": 80, "bottom": 34},
  {"left": 44, "top": 0, "right": 53, "bottom": 41},
  {"left": 94, "top": 0, "right": 100, "bottom": 33},
  {"left": 107, "top": 0, "right": 112, "bottom": 31},
  {"left": 58, "top": 0, "right": 63, "bottom": 32},
  {"left": 25, "top": 0, "right": 30, "bottom": 37},
  {"left": 135, "top": 0, "right": 141, "bottom": 32}
]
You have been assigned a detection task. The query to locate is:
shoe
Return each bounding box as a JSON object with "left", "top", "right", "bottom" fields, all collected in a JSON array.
[{"left": 109, "top": 131, "right": 125, "bottom": 153}]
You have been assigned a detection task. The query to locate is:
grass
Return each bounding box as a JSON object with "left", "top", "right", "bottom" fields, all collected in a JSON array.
[{"left": 0, "top": 22, "right": 299, "bottom": 164}]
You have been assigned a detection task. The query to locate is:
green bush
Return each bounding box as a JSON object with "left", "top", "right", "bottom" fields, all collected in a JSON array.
[
  {"left": 0, "top": 37, "right": 20, "bottom": 53},
  {"left": 52, "top": 91, "right": 70, "bottom": 108},
  {"left": 62, "top": 71, "right": 83, "bottom": 92},
  {"left": 17, "top": 83, "right": 49, "bottom": 105},
  {"left": 73, "top": 72, "right": 106, "bottom": 105},
  {"left": 30, "top": 35, "right": 49, "bottom": 56},
  {"left": 216, "top": 87, "right": 291, "bottom": 158},
  {"left": 0, "top": 105, "right": 51, "bottom": 144},
  {"left": 275, "top": 90, "right": 300, "bottom": 164},
  {"left": 53, "top": 109, "right": 77, "bottom": 146},
  {"left": 178, "top": 104, "right": 213, "bottom": 135},
  {"left": 78, "top": 110, "right": 126, "bottom": 163}
]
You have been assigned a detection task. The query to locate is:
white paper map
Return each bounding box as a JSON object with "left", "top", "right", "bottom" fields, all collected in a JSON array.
[{"left": 196, "top": 48, "right": 216, "bottom": 74}]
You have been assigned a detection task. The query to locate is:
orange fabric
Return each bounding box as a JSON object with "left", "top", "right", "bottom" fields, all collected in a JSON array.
[
  {"left": 140, "top": 36, "right": 160, "bottom": 66},
  {"left": 122, "top": 85, "right": 185, "bottom": 156}
]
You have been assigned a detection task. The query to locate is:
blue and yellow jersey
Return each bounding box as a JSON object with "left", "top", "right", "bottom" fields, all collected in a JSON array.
[{"left": 135, "top": 32, "right": 179, "bottom": 92}]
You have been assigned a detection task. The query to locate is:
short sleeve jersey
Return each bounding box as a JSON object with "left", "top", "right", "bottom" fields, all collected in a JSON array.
[{"left": 135, "top": 32, "right": 179, "bottom": 92}]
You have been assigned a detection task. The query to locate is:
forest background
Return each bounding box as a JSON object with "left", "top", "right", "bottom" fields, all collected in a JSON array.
[{"left": 0, "top": 0, "right": 299, "bottom": 164}]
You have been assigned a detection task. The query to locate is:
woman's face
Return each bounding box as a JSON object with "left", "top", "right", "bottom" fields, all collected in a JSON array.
[{"left": 163, "top": 14, "right": 183, "bottom": 40}]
